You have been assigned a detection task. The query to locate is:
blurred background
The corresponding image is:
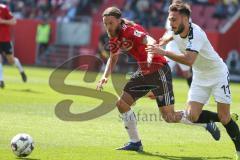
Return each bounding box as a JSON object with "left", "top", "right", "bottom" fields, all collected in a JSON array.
[{"left": 2, "top": 0, "right": 240, "bottom": 81}]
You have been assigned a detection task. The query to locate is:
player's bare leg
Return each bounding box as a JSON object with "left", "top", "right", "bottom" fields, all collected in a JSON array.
[
  {"left": 185, "top": 101, "right": 221, "bottom": 140},
  {"left": 217, "top": 103, "right": 240, "bottom": 160},
  {"left": 5, "top": 54, "right": 27, "bottom": 82},
  {"left": 116, "top": 91, "right": 143, "bottom": 152},
  {"left": 186, "top": 101, "right": 204, "bottom": 122}
]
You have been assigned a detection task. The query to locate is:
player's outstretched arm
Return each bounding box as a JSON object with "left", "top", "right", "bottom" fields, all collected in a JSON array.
[
  {"left": 0, "top": 17, "right": 16, "bottom": 25},
  {"left": 159, "top": 32, "right": 173, "bottom": 46},
  {"left": 96, "top": 53, "right": 119, "bottom": 91},
  {"left": 146, "top": 45, "right": 197, "bottom": 66},
  {"left": 165, "top": 50, "right": 197, "bottom": 66}
]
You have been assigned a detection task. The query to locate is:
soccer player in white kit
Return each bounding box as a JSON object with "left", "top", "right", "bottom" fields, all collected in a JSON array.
[
  {"left": 146, "top": 2, "right": 240, "bottom": 159},
  {"left": 164, "top": 7, "right": 192, "bottom": 87}
]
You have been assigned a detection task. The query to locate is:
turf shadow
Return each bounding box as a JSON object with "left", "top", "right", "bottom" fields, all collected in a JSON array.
[
  {"left": 16, "top": 158, "right": 40, "bottom": 160},
  {"left": 138, "top": 151, "right": 232, "bottom": 160},
  {"left": 9, "top": 89, "right": 43, "bottom": 94}
]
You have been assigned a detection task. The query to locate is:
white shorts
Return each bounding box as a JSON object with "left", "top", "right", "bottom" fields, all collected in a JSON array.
[
  {"left": 188, "top": 72, "right": 231, "bottom": 104},
  {"left": 165, "top": 40, "right": 190, "bottom": 72}
]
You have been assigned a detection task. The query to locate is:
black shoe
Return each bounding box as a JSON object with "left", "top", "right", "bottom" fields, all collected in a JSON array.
[
  {"left": 206, "top": 121, "right": 220, "bottom": 141},
  {"left": 20, "top": 72, "right": 27, "bottom": 82},
  {"left": 116, "top": 141, "right": 143, "bottom": 152},
  {"left": 0, "top": 81, "right": 5, "bottom": 89}
]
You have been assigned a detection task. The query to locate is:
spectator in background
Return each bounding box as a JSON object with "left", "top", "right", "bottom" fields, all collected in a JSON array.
[
  {"left": 135, "top": 0, "right": 151, "bottom": 28},
  {"left": 149, "top": 9, "right": 161, "bottom": 27},
  {"left": 150, "top": 0, "right": 166, "bottom": 27},
  {"left": 36, "top": 17, "right": 51, "bottom": 64},
  {"left": 76, "top": 0, "right": 91, "bottom": 16},
  {"left": 224, "top": 0, "right": 239, "bottom": 17},
  {"left": 90, "top": 0, "right": 103, "bottom": 14},
  {"left": 61, "top": 0, "right": 79, "bottom": 22},
  {"left": 122, "top": 1, "right": 136, "bottom": 20},
  {"left": 161, "top": 0, "right": 171, "bottom": 14},
  {"left": 194, "top": 0, "right": 209, "bottom": 5},
  {"left": 10, "top": 0, "right": 24, "bottom": 19},
  {"left": 213, "top": 0, "right": 227, "bottom": 19}
]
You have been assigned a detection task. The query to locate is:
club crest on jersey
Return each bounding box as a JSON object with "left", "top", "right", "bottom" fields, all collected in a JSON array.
[
  {"left": 108, "top": 39, "right": 133, "bottom": 53},
  {"left": 120, "top": 38, "right": 133, "bottom": 51},
  {"left": 134, "top": 30, "right": 143, "bottom": 37}
]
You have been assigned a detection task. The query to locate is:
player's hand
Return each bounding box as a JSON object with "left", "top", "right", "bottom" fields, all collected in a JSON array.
[
  {"left": 96, "top": 77, "right": 108, "bottom": 91},
  {"left": 146, "top": 44, "right": 166, "bottom": 56},
  {"left": 0, "top": 18, "right": 4, "bottom": 24},
  {"left": 158, "top": 34, "right": 173, "bottom": 46},
  {"left": 158, "top": 38, "right": 168, "bottom": 46}
]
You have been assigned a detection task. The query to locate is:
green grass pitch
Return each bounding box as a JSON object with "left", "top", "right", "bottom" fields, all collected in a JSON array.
[{"left": 0, "top": 66, "right": 239, "bottom": 160}]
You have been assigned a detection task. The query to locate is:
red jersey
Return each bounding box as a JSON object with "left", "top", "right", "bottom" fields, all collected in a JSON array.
[
  {"left": 0, "top": 4, "right": 13, "bottom": 42},
  {"left": 109, "top": 22, "right": 167, "bottom": 75}
]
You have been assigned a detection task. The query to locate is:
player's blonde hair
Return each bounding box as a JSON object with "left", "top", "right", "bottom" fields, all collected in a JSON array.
[{"left": 102, "top": 7, "right": 122, "bottom": 19}]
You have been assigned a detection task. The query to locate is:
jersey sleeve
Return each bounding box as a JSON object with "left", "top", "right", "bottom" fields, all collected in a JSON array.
[
  {"left": 4, "top": 7, "right": 13, "bottom": 19},
  {"left": 127, "top": 26, "right": 147, "bottom": 45},
  {"left": 186, "top": 27, "right": 205, "bottom": 53}
]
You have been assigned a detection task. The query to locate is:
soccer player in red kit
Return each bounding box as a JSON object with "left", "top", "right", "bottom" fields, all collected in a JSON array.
[
  {"left": 0, "top": 3, "right": 27, "bottom": 88},
  {"left": 96, "top": 7, "right": 220, "bottom": 151}
]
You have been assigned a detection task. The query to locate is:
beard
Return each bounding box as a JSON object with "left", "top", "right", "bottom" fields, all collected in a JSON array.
[
  {"left": 174, "top": 23, "right": 185, "bottom": 35},
  {"left": 107, "top": 26, "right": 121, "bottom": 38}
]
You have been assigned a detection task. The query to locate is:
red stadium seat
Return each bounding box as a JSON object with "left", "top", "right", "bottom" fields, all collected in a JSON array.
[
  {"left": 219, "top": 19, "right": 228, "bottom": 27},
  {"left": 203, "top": 6, "right": 216, "bottom": 20},
  {"left": 205, "top": 18, "right": 220, "bottom": 32},
  {"left": 208, "top": 0, "right": 218, "bottom": 5},
  {"left": 192, "top": 15, "right": 206, "bottom": 29},
  {"left": 191, "top": 5, "right": 204, "bottom": 16}
]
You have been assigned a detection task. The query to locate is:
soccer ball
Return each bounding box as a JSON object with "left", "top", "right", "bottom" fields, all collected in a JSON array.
[{"left": 10, "top": 133, "right": 34, "bottom": 157}]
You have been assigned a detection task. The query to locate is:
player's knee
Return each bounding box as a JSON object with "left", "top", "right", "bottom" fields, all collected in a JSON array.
[
  {"left": 188, "top": 113, "right": 199, "bottom": 122},
  {"left": 116, "top": 99, "right": 122, "bottom": 108},
  {"left": 186, "top": 108, "right": 200, "bottom": 122},
  {"left": 116, "top": 99, "right": 128, "bottom": 113},
  {"left": 218, "top": 113, "right": 231, "bottom": 125},
  {"left": 8, "top": 58, "right": 14, "bottom": 65}
]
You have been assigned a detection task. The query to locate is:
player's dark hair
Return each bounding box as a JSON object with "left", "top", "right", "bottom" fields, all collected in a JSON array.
[
  {"left": 102, "top": 6, "right": 122, "bottom": 19},
  {"left": 169, "top": 2, "right": 191, "bottom": 17}
]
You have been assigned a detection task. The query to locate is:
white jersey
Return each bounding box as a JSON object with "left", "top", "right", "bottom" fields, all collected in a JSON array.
[
  {"left": 164, "top": 19, "right": 190, "bottom": 71},
  {"left": 172, "top": 23, "right": 228, "bottom": 86}
]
